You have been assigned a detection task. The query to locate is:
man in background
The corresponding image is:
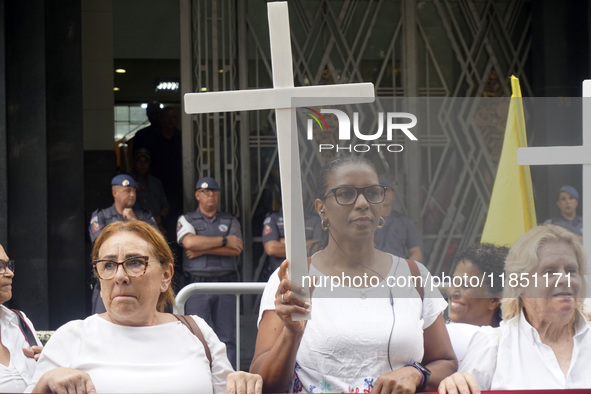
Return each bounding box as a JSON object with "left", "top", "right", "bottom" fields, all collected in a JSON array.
[
  {"left": 88, "top": 174, "right": 158, "bottom": 313},
  {"left": 374, "top": 177, "right": 423, "bottom": 261},
  {"left": 131, "top": 148, "right": 169, "bottom": 234},
  {"left": 544, "top": 185, "right": 582, "bottom": 237},
  {"left": 177, "top": 177, "right": 243, "bottom": 368}
]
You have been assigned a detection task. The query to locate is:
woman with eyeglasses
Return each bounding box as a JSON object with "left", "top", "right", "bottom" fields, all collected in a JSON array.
[
  {"left": 250, "top": 156, "right": 456, "bottom": 393},
  {"left": 0, "top": 244, "right": 42, "bottom": 393},
  {"left": 27, "top": 220, "right": 262, "bottom": 394}
]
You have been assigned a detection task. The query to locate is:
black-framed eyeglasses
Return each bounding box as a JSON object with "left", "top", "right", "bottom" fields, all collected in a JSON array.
[
  {"left": 199, "top": 189, "right": 220, "bottom": 196},
  {"left": 0, "top": 260, "right": 14, "bottom": 275},
  {"left": 92, "top": 255, "right": 150, "bottom": 280},
  {"left": 323, "top": 184, "right": 387, "bottom": 206}
]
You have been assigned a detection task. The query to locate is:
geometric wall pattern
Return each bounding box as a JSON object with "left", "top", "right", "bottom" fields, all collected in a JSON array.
[{"left": 186, "top": 0, "right": 532, "bottom": 278}]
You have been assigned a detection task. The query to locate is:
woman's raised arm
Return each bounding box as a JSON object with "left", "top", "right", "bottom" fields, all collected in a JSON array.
[{"left": 249, "top": 260, "right": 310, "bottom": 393}]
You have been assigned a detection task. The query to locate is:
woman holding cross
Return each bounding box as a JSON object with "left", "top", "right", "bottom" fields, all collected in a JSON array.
[{"left": 251, "top": 156, "right": 456, "bottom": 393}]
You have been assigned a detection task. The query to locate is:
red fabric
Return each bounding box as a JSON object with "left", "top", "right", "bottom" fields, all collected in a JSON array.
[{"left": 277, "top": 391, "right": 591, "bottom": 394}]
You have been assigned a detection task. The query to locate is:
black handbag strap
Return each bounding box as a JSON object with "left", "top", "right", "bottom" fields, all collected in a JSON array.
[
  {"left": 173, "top": 314, "right": 212, "bottom": 368},
  {"left": 11, "top": 309, "right": 37, "bottom": 347}
]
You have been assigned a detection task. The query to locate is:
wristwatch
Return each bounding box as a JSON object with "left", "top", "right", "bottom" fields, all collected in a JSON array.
[
  {"left": 221, "top": 236, "right": 228, "bottom": 247},
  {"left": 406, "top": 362, "right": 431, "bottom": 391}
]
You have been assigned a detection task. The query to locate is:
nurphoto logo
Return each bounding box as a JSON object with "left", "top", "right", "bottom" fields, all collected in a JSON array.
[{"left": 304, "top": 108, "right": 418, "bottom": 153}]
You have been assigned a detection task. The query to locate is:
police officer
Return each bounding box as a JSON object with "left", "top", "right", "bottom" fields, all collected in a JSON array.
[
  {"left": 88, "top": 174, "right": 158, "bottom": 313},
  {"left": 262, "top": 207, "right": 321, "bottom": 280},
  {"left": 89, "top": 174, "right": 158, "bottom": 243},
  {"left": 177, "top": 177, "right": 243, "bottom": 368},
  {"left": 544, "top": 185, "right": 583, "bottom": 237},
  {"left": 374, "top": 177, "right": 423, "bottom": 260}
]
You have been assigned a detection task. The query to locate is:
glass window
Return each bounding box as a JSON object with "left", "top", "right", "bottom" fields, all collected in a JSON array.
[{"left": 114, "top": 105, "right": 149, "bottom": 141}]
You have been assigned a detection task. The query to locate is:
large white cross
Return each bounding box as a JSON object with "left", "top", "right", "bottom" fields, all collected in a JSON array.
[
  {"left": 517, "top": 80, "right": 591, "bottom": 299},
  {"left": 184, "top": 1, "right": 375, "bottom": 318}
]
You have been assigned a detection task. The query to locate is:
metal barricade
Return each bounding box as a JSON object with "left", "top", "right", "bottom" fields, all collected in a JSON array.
[{"left": 173, "top": 282, "right": 267, "bottom": 370}]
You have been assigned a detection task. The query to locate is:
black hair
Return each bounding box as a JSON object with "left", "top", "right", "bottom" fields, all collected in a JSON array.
[
  {"left": 316, "top": 156, "right": 377, "bottom": 199},
  {"left": 454, "top": 243, "right": 508, "bottom": 296},
  {"left": 454, "top": 243, "right": 508, "bottom": 323},
  {"left": 315, "top": 156, "right": 378, "bottom": 248}
]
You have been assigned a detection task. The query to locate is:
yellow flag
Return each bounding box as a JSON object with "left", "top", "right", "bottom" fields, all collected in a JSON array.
[{"left": 480, "top": 76, "right": 537, "bottom": 246}]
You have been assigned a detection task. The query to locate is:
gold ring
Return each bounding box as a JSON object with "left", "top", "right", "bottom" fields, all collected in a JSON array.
[{"left": 281, "top": 293, "right": 286, "bottom": 303}]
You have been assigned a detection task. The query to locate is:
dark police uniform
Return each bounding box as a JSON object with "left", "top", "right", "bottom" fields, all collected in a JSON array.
[
  {"left": 543, "top": 216, "right": 583, "bottom": 236},
  {"left": 262, "top": 210, "right": 286, "bottom": 273},
  {"left": 89, "top": 204, "right": 158, "bottom": 243},
  {"left": 177, "top": 209, "right": 242, "bottom": 368},
  {"left": 373, "top": 210, "right": 421, "bottom": 258},
  {"left": 262, "top": 209, "right": 321, "bottom": 276}
]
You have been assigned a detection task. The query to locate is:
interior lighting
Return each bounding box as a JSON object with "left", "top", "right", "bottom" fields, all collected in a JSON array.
[{"left": 155, "top": 81, "right": 179, "bottom": 91}]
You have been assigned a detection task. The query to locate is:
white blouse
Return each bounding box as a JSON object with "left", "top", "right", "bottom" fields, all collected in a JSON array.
[
  {"left": 445, "top": 322, "right": 480, "bottom": 367},
  {"left": 0, "top": 306, "right": 40, "bottom": 393},
  {"left": 459, "top": 310, "right": 591, "bottom": 390},
  {"left": 26, "top": 314, "right": 233, "bottom": 394},
  {"left": 259, "top": 255, "right": 447, "bottom": 393}
]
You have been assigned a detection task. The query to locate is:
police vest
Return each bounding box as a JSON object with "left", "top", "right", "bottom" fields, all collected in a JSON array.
[{"left": 182, "top": 211, "right": 237, "bottom": 275}]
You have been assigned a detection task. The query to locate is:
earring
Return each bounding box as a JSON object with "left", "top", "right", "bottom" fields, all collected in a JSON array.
[
  {"left": 321, "top": 217, "right": 330, "bottom": 231},
  {"left": 320, "top": 210, "right": 325, "bottom": 215},
  {"left": 377, "top": 216, "right": 385, "bottom": 229}
]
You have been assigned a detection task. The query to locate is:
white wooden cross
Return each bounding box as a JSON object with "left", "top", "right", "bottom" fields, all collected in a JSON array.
[
  {"left": 184, "top": 1, "right": 375, "bottom": 317},
  {"left": 517, "top": 80, "right": 591, "bottom": 299}
]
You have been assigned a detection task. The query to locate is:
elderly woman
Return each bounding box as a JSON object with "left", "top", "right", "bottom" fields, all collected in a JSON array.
[
  {"left": 439, "top": 224, "right": 591, "bottom": 393},
  {"left": 250, "top": 156, "right": 457, "bottom": 393},
  {"left": 0, "top": 244, "right": 42, "bottom": 392},
  {"left": 27, "top": 220, "right": 261, "bottom": 394}
]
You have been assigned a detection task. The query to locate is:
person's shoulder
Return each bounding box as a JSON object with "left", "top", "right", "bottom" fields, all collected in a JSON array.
[
  {"left": 133, "top": 125, "right": 154, "bottom": 139},
  {"left": 469, "top": 324, "right": 504, "bottom": 348},
  {"left": 0, "top": 305, "right": 20, "bottom": 324},
  {"left": 134, "top": 206, "right": 154, "bottom": 218},
  {"left": 390, "top": 210, "right": 416, "bottom": 226},
  {"left": 402, "top": 258, "right": 431, "bottom": 277},
  {"left": 187, "top": 314, "right": 207, "bottom": 327},
  {"left": 264, "top": 210, "right": 282, "bottom": 221},
  {"left": 390, "top": 210, "right": 410, "bottom": 219},
  {"left": 183, "top": 210, "right": 202, "bottom": 220},
  {"left": 51, "top": 315, "right": 96, "bottom": 337},
  {"left": 102, "top": 204, "right": 118, "bottom": 216},
  {"left": 147, "top": 173, "right": 164, "bottom": 186},
  {"left": 218, "top": 211, "right": 237, "bottom": 220},
  {"left": 91, "top": 206, "right": 109, "bottom": 216},
  {"left": 186, "top": 314, "right": 217, "bottom": 339},
  {"left": 446, "top": 322, "right": 481, "bottom": 338},
  {"left": 91, "top": 205, "right": 116, "bottom": 222}
]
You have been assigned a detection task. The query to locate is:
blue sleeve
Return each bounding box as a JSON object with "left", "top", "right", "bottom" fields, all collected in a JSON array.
[
  {"left": 262, "top": 213, "right": 281, "bottom": 244},
  {"left": 229, "top": 216, "right": 242, "bottom": 239},
  {"left": 89, "top": 210, "right": 105, "bottom": 243},
  {"left": 146, "top": 214, "right": 159, "bottom": 230}
]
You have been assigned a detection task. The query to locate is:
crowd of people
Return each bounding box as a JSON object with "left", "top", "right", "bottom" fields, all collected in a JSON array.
[{"left": 0, "top": 148, "right": 588, "bottom": 393}]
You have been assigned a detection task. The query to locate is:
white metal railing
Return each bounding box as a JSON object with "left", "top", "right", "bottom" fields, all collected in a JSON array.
[{"left": 173, "top": 282, "right": 267, "bottom": 370}]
